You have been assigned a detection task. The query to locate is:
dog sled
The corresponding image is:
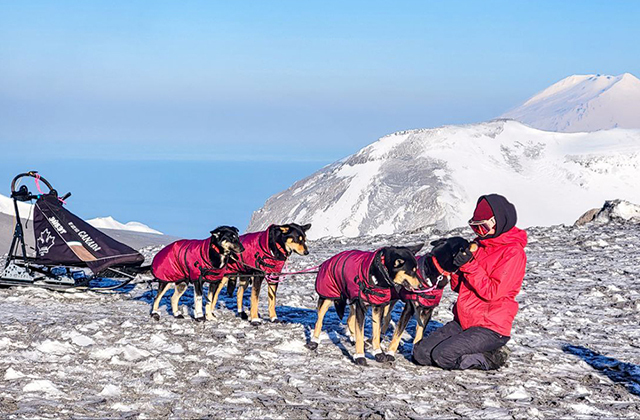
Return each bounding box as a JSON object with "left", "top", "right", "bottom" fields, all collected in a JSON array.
[{"left": 0, "top": 171, "right": 146, "bottom": 291}]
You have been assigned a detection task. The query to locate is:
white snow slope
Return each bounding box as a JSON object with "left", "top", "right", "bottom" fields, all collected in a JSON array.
[
  {"left": 87, "top": 216, "right": 163, "bottom": 235},
  {"left": 249, "top": 120, "right": 640, "bottom": 239},
  {"left": 0, "top": 194, "right": 162, "bottom": 235},
  {"left": 501, "top": 73, "right": 640, "bottom": 132}
]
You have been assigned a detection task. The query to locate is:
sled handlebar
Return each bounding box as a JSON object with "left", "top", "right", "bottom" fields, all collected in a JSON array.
[{"left": 10, "top": 171, "right": 55, "bottom": 195}]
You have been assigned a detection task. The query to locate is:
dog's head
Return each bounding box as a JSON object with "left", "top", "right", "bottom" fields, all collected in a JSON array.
[
  {"left": 210, "top": 226, "right": 244, "bottom": 255},
  {"left": 420, "top": 236, "right": 470, "bottom": 287},
  {"left": 270, "top": 223, "right": 311, "bottom": 257},
  {"left": 378, "top": 245, "right": 422, "bottom": 291}
]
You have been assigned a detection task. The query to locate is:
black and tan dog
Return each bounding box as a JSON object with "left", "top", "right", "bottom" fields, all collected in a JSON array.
[
  {"left": 206, "top": 223, "right": 311, "bottom": 323},
  {"left": 150, "top": 226, "right": 244, "bottom": 321},
  {"left": 383, "top": 237, "right": 470, "bottom": 360},
  {"left": 307, "top": 245, "right": 422, "bottom": 366}
]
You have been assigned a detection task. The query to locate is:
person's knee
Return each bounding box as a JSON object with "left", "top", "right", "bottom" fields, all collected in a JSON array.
[
  {"left": 411, "top": 340, "right": 432, "bottom": 366},
  {"left": 431, "top": 345, "right": 458, "bottom": 370}
]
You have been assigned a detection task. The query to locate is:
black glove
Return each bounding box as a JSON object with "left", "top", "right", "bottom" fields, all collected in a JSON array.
[{"left": 453, "top": 247, "right": 474, "bottom": 268}]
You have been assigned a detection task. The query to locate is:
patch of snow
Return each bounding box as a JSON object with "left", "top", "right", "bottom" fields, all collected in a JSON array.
[
  {"left": 99, "top": 384, "right": 122, "bottom": 397},
  {"left": 4, "top": 367, "right": 26, "bottom": 380},
  {"left": 23, "top": 380, "right": 63, "bottom": 395},
  {"left": 36, "top": 339, "right": 74, "bottom": 355}
]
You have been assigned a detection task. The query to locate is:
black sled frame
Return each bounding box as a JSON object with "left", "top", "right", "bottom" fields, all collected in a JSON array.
[{"left": 0, "top": 171, "right": 144, "bottom": 292}]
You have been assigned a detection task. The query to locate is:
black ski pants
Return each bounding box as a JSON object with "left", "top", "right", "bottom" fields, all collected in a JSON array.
[{"left": 412, "top": 320, "right": 509, "bottom": 370}]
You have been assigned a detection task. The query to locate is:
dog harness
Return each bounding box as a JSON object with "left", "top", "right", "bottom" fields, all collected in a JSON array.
[
  {"left": 152, "top": 237, "right": 225, "bottom": 283},
  {"left": 393, "top": 254, "right": 444, "bottom": 308},
  {"left": 315, "top": 250, "right": 392, "bottom": 306},
  {"left": 224, "top": 227, "right": 287, "bottom": 284}
]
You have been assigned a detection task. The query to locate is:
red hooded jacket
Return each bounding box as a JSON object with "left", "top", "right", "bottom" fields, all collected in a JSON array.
[{"left": 450, "top": 226, "right": 527, "bottom": 336}]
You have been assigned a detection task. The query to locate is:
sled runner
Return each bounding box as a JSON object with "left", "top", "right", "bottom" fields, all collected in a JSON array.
[{"left": 0, "top": 171, "right": 145, "bottom": 291}]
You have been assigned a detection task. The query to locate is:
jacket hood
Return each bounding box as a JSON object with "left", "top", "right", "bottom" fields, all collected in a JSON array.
[
  {"left": 480, "top": 226, "right": 528, "bottom": 248},
  {"left": 476, "top": 194, "right": 517, "bottom": 239}
]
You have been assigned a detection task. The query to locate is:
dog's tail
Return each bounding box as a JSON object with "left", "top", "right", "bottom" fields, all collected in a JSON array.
[
  {"left": 226, "top": 278, "right": 237, "bottom": 297},
  {"left": 334, "top": 298, "right": 347, "bottom": 320}
]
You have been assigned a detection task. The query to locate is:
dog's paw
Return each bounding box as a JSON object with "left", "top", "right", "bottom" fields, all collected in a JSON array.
[
  {"left": 150, "top": 312, "right": 160, "bottom": 321},
  {"left": 194, "top": 316, "right": 205, "bottom": 323},
  {"left": 236, "top": 312, "right": 249, "bottom": 320},
  {"left": 374, "top": 353, "right": 388, "bottom": 363},
  {"left": 354, "top": 357, "right": 368, "bottom": 366},
  {"left": 305, "top": 341, "right": 319, "bottom": 351}
]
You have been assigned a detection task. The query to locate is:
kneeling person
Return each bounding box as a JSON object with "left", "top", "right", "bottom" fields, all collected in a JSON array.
[{"left": 413, "top": 194, "right": 527, "bottom": 370}]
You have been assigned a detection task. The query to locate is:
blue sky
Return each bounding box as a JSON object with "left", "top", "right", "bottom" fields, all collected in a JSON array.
[{"left": 0, "top": 1, "right": 639, "bottom": 235}]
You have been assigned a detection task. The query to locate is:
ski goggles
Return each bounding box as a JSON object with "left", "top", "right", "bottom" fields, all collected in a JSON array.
[{"left": 468, "top": 216, "right": 496, "bottom": 236}]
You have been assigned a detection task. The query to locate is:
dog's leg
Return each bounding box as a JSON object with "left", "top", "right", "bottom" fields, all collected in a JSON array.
[
  {"left": 267, "top": 282, "right": 279, "bottom": 322},
  {"left": 353, "top": 302, "right": 367, "bottom": 366},
  {"left": 387, "top": 302, "right": 415, "bottom": 361},
  {"left": 193, "top": 280, "right": 205, "bottom": 322},
  {"left": 381, "top": 299, "right": 399, "bottom": 337},
  {"left": 206, "top": 277, "right": 228, "bottom": 321},
  {"left": 346, "top": 306, "right": 356, "bottom": 344},
  {"left": 249, "top": 276, "right": 263, "bottom": 325},
  {"left": 171, "top": 282, "right": 188, "bottom": 319},
  {"left": 371, "top": 305, "right": 388, "bottom": 363},
  {"left": 236, "top": 278, "right": 249, "bottom": 320},
  {"left": 151, "top": 281, "right": 171, "bottom": 320},
  {"left": 414, "top": 307, "right": 434, "bottom": 344},
  {"left": 306, "top": 297, "right": 332, "bottom": 350}
]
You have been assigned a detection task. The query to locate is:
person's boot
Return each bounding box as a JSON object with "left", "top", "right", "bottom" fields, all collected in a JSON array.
[{"left": 483, "top": 346, "right": 511, "bottom": 370}]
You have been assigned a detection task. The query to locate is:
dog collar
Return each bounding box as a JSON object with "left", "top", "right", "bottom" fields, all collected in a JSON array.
[
  {"left": 431, "top": 255, "right": 452, "bottom": 280},
  {"left": 210, "top": 243, "right": 220, "bottom": 254},
  {"left": 276, "top": 242, "right": 288, "bottom": 258}
]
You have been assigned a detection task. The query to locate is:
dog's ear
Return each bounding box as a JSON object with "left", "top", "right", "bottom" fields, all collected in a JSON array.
[
  {"left": 430, "top": 238, "right": 446, "bottom": 248},
  {"left": 406, "top": 244, "right": 423, "bottom": 255},
  {"left": 231, "top": 226, "right": 239, "bottom": 234},
  {"left": 300, "top": 223, "right": 312, "bottom": 232},
  {"left": 279, "top": 226, "right": 290, "bottom": 233},
  {"left": 210, "top": 230, "right": 220, "bottom": 238},
  {"left": 393, "top": 258, "right": 405, "bottom": 268}
]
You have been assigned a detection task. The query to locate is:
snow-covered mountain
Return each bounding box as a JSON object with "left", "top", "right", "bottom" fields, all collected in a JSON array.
[
  {"left": 249, "top": 120, "right": 640, "bottom": 239},
  {"left": 501, "top": 73, "right": 640, "bottom": 132},
  {"left": 0, "top": 194, "right": 162, "bottom": 235},
  {"left": 87, "top": 216, "right": 163, "bottom": 235}
]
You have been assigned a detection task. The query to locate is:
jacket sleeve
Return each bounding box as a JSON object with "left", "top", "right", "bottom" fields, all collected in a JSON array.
[
  {"left": 450, "top": 272, "right": 461, "bottom": 293},
  {"left": 459, "top": 247, "right": 526, "bottom": 302}
]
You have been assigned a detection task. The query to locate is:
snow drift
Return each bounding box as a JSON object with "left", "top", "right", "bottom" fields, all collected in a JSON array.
[
  {"left": 501, "top": 73, "right": 640, "bottom": 133},
  {"left": 249, "top": 120, "right": 640, "bottom": 239}
]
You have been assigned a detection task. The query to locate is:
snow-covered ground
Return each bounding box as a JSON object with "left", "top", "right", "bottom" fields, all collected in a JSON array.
[{"left": 1, "top": 221, "right": 639, "bottom": 418}]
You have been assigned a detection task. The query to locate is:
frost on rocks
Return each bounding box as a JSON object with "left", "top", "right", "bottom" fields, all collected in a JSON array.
[{"left": 0, "top": 223, "right": 639, "bottom": 418}]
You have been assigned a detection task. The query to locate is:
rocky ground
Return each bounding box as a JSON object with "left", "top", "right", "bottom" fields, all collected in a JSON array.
[{"left": 0, "top": 222, "right": 639, "bottom": 419}]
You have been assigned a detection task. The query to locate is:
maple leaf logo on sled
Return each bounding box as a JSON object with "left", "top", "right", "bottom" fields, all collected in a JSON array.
[{"left": 37, "top": 228, "right": 56, "bottom": 256}]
